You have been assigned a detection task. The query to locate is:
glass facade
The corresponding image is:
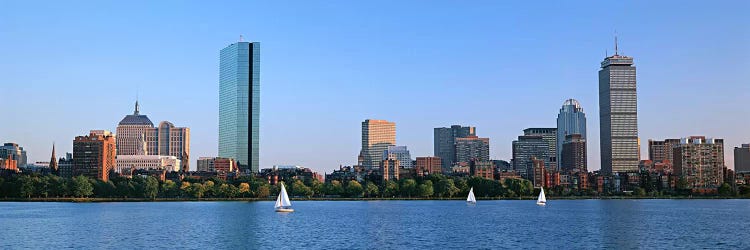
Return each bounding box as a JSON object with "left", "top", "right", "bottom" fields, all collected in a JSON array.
[
  {"left": 599, "top": 54, "right": 638, "bottom": 174},
  {"left": 433, "top": 125, "right": 476, "bottom": 173},
  {"left": 556, "top": 99, "right": 586, "bottom": 170},
  {"left": 219, "top": 42, "right": 260, "bottom": 173}
]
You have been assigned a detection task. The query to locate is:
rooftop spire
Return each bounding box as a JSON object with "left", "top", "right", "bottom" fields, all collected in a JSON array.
[
  {"left": 134, "top": 100, "right": 140, "bottom": 115},
  {"left": 240, "top": 34, "right": 244, "bottom": 42},
  {"left": 614, "top": 32, "right": 619, "bottom": 56}
]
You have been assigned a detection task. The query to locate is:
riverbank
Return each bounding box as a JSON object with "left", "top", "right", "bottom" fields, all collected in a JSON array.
[{"left": 0, "top": 196, "right": 744, "bottom": 202}]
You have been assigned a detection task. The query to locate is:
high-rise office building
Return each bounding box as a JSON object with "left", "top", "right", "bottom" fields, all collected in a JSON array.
[
  {"left": 116, "top": 102, "right": 190, "bottom": 172},
  {"left": 561, "top": 134, "right": 587, "bottom": 173},
  {"left": 73, "top": 131, "right": 116, "bottom": 182},
  {"left": 359, "top": 119, "right": 396, "bottom": 170},
  {"left": 673, "top": 136, "right": 724, "bottom": 188},
  {"left": 434, "top": 125, "right": 476, "bottom": 173},
  {"left": 219, "top": 40, "right": 260, "bottom": 173},
  {"left": 556, "top": 99, "right": 586, "bottom": 170},
  {"left": 735, "top": 144, "right": 750, "bottom": 174},
  {"left": 648, "top": 139, "right": 680, "bottom": 173},
  {"left": 524, "top": 128, "right": 557, "bottom": 167},
  {"left": 455, "top": 136, "right": 490, "bottom": 164},
  {"left": 512, "top": 135, "right": 550, "bottom": 179},
  {"left": 599, "top": 41, "right": 639, "bottom": 174},
  {"left": 384, "top": 145, "right": 412, "bottom": 168},
  {"left": 0, "top": 143, "right": 27, "bottom": 168}
]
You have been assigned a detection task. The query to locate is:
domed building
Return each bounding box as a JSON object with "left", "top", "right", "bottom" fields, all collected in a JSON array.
[
  {"left": 556, "top": 99, "right": 586, "bottom": 171},
  {"left": 115, "top": 101, "right": 190, "bottom": 172}
]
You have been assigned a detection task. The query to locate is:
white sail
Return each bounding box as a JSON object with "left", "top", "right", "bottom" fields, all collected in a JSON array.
[
  {"left": 279, "top": 183, "right": 292, "bottom": 207},
  {"left": 274, "top": 193, "right": 282, "bottom": 208},
  {"left": 537, "top": 187, "right": 546, "bottom": 205},
  {"left": 467, "top": 187, "right": 476, "bottom": 203}
]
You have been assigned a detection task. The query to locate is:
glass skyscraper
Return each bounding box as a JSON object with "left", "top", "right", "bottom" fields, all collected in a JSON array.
[
  {"left": 599, "top": 48, "right": 638, "bottom": 174},
  {"left": 556, "top": 99, "right": 586, "bottom": 170},
  {"left": 219, "top": 41, "right": 260, "bottom": 173},
  {"left": 434, "top": 125, "right": 475, "bottom": 173}
]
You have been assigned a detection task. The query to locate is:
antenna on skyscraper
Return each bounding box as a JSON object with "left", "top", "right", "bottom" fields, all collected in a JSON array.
[
  {"left": 614, "top": 30, "right": 619, "bottom": 56},
  {"left": 240, "top": 35, "right": 244, "bottom": 42}
]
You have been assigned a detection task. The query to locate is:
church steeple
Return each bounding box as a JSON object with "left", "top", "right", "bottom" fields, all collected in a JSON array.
[{"left": 50, "top": 143, "right": 58, "bottom": 174}]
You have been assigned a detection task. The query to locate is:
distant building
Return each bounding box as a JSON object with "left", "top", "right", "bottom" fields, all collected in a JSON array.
[
  {"left": 73, "top": 131, "right": 116, "bottom": 182},
  {"left": 648, "top": 139, "right": 680, "bottom": 168},
  {"left": 359, "top": 119, "right": 396, "bottom": 170},
  {"left": 116, "top": 101, "right": 191, "bottom": 172},
  {"left": 326, "top": 165, "right": 371, "bottom": 184},
  {"left": 49, "top": 143, "right": 58, "bottom": 174},
  {"left": 197, "top": 157, "right": 216, "bottom": 172},
  {"left": 492, "top": 160, "right": 512, "bottom": 171},
  {"left": 415, "top": 156, "right": 441, "bottom": 177},
  {"left": 434, "top": 125, "right": 476, "bottom": 173},
  {"left": 0, "top": 157, "right": 18, "bottom": 172},
  {"left": 0, "top": 143, "right": 27, "bottom": 168},
  {"left": 384, "top": 145, "right": 412, "bottom": 168},
  {"left": 734, "top": 144, "right": 750, "bottom": 174},
  {"left": 561, "top": 134, "right": 587, "bottom": 173},
  {"left": 599, "top": 46, "right": 639, "bottom": 174},
  {"left": 259, "top": 165, "right": 321, "bottom": 185},
  {"left": 512, "top": 135, "right": 550, "bottom": 179},
  {"left": 523, "top": 128, "right": 557, "bottom": 168},
  {"left": 115, "top": 155, "right": 180, "bottom": 173},
  {"left": 556, "top": 99, "right": 586, "bottom": 170},
  {"left": 219, "top": 41, "right": 260, "bottom": 173},
  {"left": 469, "top": 160, "right": 494, "bottom": 179},
  {"left": 455, "top": 136, "right": 490, "bottom": 164},
  {"left": 673, "top": 136, "right": 724, "bottom": 189},
  {"left": 532, "top": 157, "right": 546, "bottom": 188},
  {"left": 58, "top": 153, "right": 74, "bottom": 178},
  {"left": 381, "top": 155, "right": 400, "bottom": 181}
]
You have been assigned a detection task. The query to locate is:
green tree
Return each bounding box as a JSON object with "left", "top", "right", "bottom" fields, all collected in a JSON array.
[
  {"left": 203, "top": 181, "right": 215, "bottom": 198},
  {"left": 417, "top": 180, "right": 434, "bottom": 198},
  {"left": 345, "top": 180, "right": 364, "bottom": 198},
  {"left": 291, "top": 180, "right": 312, "bottom": 197},
  {"left": 400, "top": 179, "right": 418, "bottom": 197},
  {"left": 325, "top": 180, "right": 344, "bottom": 196},
  {"left": 256, "top": 185, "right": 270, "bottom": 198},
  {"left": 143, "top": 177, "right": 159, "bottom": 199},
  {"left": 309, "top": 179, "right": 324, "bottom": 197},
  {"left": 634, "top": 187, "right": 646, "bottom": 196},
  {"left": 435, "top": 179, "right": 459, "bottom": 198},
  {"left": 72, "top": 175, "right": 93, "bottom": 198},
  {"left": 190, "top": 183, "right": 205, "bottom": 199},
  {"left": 718, "top": 183, "right": 733, "bottom": 196},
  {"left": 365, "top": 181, "right": 379, "bottom": 198},
  {"left": 18, "top": 175, "right": 35, "bottom": 198},
  {"left": 383, "top": 180, "right": 399, "bottom": 197}
]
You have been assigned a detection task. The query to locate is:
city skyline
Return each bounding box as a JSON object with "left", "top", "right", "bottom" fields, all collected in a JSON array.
[{"left": 1, "top": 1, "right": 748, "bottom": 174}]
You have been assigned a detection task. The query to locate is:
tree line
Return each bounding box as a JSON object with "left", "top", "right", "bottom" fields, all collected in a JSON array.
[{"left": 1, "top": 173, "right": 746, "bottom": 200}]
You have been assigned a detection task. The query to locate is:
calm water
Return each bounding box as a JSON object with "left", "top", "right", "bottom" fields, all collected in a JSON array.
[{"left": 1, "top": 200, "right": 748, "bottom": 249}]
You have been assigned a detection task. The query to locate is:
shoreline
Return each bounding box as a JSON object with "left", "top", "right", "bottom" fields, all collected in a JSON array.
[{"left": 0, "top": 196, "right": 744, "bottom": 202}]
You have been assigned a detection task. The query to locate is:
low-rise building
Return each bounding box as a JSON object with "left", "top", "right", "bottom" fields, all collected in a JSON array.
[
  {"left": 116, "top": 155, "right": 180, "bottom": 173},
  {"left": 259, "top": 165, "right": 322, "bottom": 185},
  {"left": 415, "top": 157, "right": 441, "bottom": 177}
]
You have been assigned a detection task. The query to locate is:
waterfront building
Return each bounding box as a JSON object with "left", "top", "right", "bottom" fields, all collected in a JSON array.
[
  {"left": 219, "top": 40, "right": 260, "bottom": 173},
  {"left": 0, "top": 143, "right": 27, "bottom": 168},
  {"left": 648, "top": 138, "right": 680, "bottom": 163},
  {"left": 469, "top": 160, "right": 494, "bottom": 180},
  {"left": 673, "top": 136, "right": 724, "bottom": 189},
  {"left": 455, "top": 136, "right": 490, "bottom": 164},
  {"left": 599, "top": 42, "right": 639, "bottom": 174},
  {"left": 523, "top": 128, "right": 557, "bottom": 168},
  {"left": 415, "top": 156, "right": 442, "bottom": 177},
  {"left": 326, "top": 165, "right": 371, "bottom": 184},
  {"left": 115, "top": 155, "right": 180, "bottom": 173},
  {"left": 561, "top": 134, "right": 587, "bottom": 173},
  {"left": 512, "top": 135, "right": 550, "bottom": 179},
  {"left": 197, "top": 157, "right": 216, "bottom": 172},
  {"left": 381, "top": 155, "right": 400, "bottom": 181},
  {"left": 384, "top": 145, "right": 412, "bottom": 168},
  {"left": 434, "top": 125, "right": 476, "bottom": 173},
  {"left": 532, "top": 157, "right": 546, "bottom": 188},
  {"left": 58, "top": 153, "right": 73, "bottom": 178},
  {"left": 116, "top": 102, "right": 191, "bottom": 172},
  {"left": 359, "top": 119, "right": 396, "bottom": 170},
  {"left": 0, "top": 157, "right": 18, "bottom": 171},
  {"left": 73, "top": 131, "right": 116, "bottom": 182},
  {"left": 556, "top": 99, "right": 586, "bottom": 170},
  {"left": 259, "top": 165, "right": 321, "bottom": 185},
  {"left": 734, "top": 144, "right": 750, "bottom": 174}
]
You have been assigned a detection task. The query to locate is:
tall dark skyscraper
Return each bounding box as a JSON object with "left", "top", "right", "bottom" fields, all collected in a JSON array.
[
  {"left": 599, "top": 39, "right": 639, "bottom": 174},
  {"left": 556, "top": 99, "right": 586, "bottom": 170},
  {"left": 219, "top": 40, "right": 260, "bottom": 173},
  {"left": 434, "top": 125, "right": 475, "bottom": 173}
]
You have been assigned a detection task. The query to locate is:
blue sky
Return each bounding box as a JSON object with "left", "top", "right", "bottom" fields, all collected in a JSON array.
[{"left": 1, "top": 1, "right": 748, "bottom": 173}]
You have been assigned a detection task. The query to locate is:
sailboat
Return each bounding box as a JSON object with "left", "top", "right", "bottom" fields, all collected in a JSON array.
[
  {"left": 275, "top": 183, "right": 294, "bottom": 212},
  {"left": 466, "top": 187, "right": 476, "bottom": 204},
  {"left": 536, "top": 187, "right": 546, "bottom": 206}
]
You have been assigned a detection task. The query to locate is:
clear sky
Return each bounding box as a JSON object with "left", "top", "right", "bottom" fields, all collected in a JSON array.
[{"left": 1, "top": 1, "right": 748, "bottom": 174}]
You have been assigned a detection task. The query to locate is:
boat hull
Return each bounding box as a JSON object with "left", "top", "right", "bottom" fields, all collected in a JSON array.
[
  {"left": 275, "top": 208, "right": 294, "bottom": 213},
  {"left": 536, "top": 202, "right": 546, "bottom": 206}
]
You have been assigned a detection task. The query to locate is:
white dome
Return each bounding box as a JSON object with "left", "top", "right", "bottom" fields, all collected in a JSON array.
[{"left": 563, "top": 99, "right": 582, "bottom": 109}]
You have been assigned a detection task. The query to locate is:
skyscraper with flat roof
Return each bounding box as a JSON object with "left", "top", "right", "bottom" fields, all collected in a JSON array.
[
  {"left": 735, "top": 144, "right": 750, "bottom": 174},
  {"left": 557, "top": 99, "right": 586, "bottom": 170},
  {"left": 599, "top": 40, "right": 639, "bottom": 174},
  {"left": 359, "top": 119, "right": 396, "bottom": 170},
  {"left": 219, "top": 40, "right": 260, "bottom": 173},
  {"left": 434, "top": 125, "right": 476, "bottom": 173}
]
